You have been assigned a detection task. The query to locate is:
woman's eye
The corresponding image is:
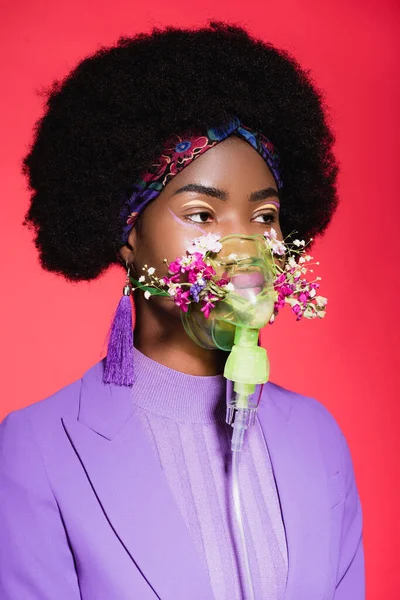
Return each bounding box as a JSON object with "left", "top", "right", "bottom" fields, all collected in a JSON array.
[
  {"left": 185, "top": 212, "right": 213, "bottom": 223},
  {"left": 252, "top": 212, "right": 277, "bottom": 224}
]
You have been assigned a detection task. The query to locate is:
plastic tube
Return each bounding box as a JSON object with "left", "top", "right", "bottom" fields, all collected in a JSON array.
[{"left": 231, "top": 409, "right": 255, "bottom": 600}]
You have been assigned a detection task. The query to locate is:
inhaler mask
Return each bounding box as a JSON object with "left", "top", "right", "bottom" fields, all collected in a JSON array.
[{"left": 181, "top": 233, "right": 276, "bottom": 436}]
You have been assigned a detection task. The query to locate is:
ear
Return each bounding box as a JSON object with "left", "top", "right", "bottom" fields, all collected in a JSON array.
[{"left": 118, "top": 225, "right": 137, "bottom": 266}]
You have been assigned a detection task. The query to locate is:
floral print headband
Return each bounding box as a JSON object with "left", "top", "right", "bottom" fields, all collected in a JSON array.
[{"left": 119, "top": 115, "right": 283, "bottom": 245}]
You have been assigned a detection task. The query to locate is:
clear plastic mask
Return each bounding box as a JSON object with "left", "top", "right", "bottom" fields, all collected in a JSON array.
[{"left": 181, "top": 234, "right": 276, "bottom": 351}]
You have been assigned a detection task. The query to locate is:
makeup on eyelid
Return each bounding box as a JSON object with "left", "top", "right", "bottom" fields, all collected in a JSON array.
[
  {"left": 167, "top": 201, "right": 279, "bottom": 233},
  {"left": 181, "top": 200, "right": 214, "bottom": 211},
  {"left": 262, "top": 201, "right": 280, "bottom": 210},
  {"left": 180, "top": 200, "right": 280, "bottom": 210}
]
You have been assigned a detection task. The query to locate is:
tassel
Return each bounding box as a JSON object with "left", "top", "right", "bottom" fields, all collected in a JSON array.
[{"left": 103, "top": 267, "right": 135, "bottom": 386}]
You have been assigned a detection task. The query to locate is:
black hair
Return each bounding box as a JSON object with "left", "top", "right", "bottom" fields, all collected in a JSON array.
[{"left": 22, "top": 20, "right": 339, "bottom": 282}]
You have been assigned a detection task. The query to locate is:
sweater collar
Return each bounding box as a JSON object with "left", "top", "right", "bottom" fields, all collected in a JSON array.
[{"left": 129, "top": 346, "right": 227, "bottom": 424}]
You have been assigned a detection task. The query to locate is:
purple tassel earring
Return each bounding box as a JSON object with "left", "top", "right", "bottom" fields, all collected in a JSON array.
[{"left": 103, "top": 260, "right": 135, "bottom": 386}]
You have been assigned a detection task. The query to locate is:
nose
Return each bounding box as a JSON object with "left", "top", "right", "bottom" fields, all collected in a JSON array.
[{"left": 216, "top": 215, "right": 256, "bottom": 239}]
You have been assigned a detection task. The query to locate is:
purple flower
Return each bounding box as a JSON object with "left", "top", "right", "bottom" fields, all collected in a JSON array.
[{"left": 190, "top": 281, "right": 206, "bottom": 302}]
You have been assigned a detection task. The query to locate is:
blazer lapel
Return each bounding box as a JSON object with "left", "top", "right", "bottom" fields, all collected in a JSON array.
[
  {"left": 62, "top": 359, "right": 214, "bottom": 600},
  {"left": 257, "top": 384, "right": 331, "bottom": 600}
]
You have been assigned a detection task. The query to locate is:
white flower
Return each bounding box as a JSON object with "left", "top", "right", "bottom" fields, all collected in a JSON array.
[
  {"left": 274, "top": 241, "right": 286, "bottom": 256},
  {"left": 287, "top": 256, "right": 297, "bottom": 269},
  {"left": 168, "top": 286, "right": 177, "bottom": 297},
  {"left": 225, "top": 282, "right": 234, "bottom": 291},
  {"left": 299, "top": 256, "right": 306, "bottom": 264},
  {"left": 293, "top": 239, "right": 306, "bottom": 247},
  {"left": 144, "top": 291, "right": 151, "bottom": 300},
  {"left": 180, "top": 255, "right": 193, "bottom": 267},
  {"left": 316, "top": 295, "right": 328, "bottom": 307},
  {"left": 187, "top": 233, "right": 222, "bottom": 256},
  {"left": 264, "top": 227, "right": 278, "bottom": 240},
  {"left": 309, "top": 288, "right": 316, "bottom": 298},
  {"left": 138, "top": 275, "right": 146, "bottom": 283},
  {"left": 147, "top": 267, "right": 155, "bottom": 275},
  {"left": 303, "top": 306, "right": 315, "bottom": 318},
  {"left": 266, "top": 237, "right": 286, "bottom": 256}
]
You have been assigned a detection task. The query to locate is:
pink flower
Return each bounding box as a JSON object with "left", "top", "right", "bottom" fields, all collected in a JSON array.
[
  {"left": 188, "top": 252, "right": 205, "bottom": 265},
  {"left": 275, "top": 293, "right": 286, "bottom": 310},
  {"left": 291, "top": 303, "right": 303, "bottom": 320},
  {"left": 168, "top": 258, "right": 183, "bottom": 275},
  {"left": 187, "top": 270, "right": 199, "bottom": 284},
  {"left": 173, "top": 288, "right": 191, "bottom": 312},
  {"left": 201, "top": 264, "right": 216, "bottom": 280},
  {"left": 275, "top": 273, "right": 287, "bottom": 286},
  {"left": 216, "top": 277, "right": 230, "bottom": 287},
  {"left": 281, "top": 284, "right": 294, "bottom": 297},
  {"left": 201, "top": 297, "right": 216, "bottom": 318},
  {"left": 298, "top": 292, "right": 309, "bottom": 304}
]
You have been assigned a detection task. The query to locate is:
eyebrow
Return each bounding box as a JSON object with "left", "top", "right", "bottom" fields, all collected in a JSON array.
[{"left": 171, "top": 183, "right": 280, "bottom": 203}]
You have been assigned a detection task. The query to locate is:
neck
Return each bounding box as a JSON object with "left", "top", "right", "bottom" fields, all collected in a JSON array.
[{"left": 133, "top": 296, "right": 228, "bottom": 376}]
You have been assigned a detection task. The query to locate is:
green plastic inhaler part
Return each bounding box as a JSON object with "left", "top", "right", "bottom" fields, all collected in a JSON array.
[{"left": 224, "top": 326, "right": 270, "bottom": 406}]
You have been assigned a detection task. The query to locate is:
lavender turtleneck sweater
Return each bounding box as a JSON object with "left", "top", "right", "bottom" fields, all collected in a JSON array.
[{"left": 129, "top": 347, "right": 288, "bottom": 599}]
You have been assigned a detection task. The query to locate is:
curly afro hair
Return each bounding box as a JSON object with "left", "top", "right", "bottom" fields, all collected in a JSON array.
[{"left": 22, "top": 20, "right": 339, "bottom": 282}]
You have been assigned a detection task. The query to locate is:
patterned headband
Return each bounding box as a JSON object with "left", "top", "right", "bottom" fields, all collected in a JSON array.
[{"left": 119, "top": 116, "right": 282, "bottom": 245}]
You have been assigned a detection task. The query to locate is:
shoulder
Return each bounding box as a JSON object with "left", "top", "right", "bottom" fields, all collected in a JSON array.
[
  {"left": 263, "top": 380, "right": 352, "bottom": 475},
  {"left": 264, "top": 380, "right": 344, "bottom": 435},
  {"left": 0, "top": 358, "right": 104, "bottom": 442}
]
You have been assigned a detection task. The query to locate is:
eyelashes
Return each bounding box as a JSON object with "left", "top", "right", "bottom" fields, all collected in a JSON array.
[
  {"left": 183, "top": 210, "right": 278, "bottom": 225},
  {"left": 252, "top": 212, "right": 277, "bottom": 225},
  {"left": 185, "top": 211, "right": 214, "bottom": 224}
]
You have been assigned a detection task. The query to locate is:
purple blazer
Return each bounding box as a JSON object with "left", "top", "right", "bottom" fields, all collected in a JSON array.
[{"left": 0, "top": 357, "right": 365, "bottom": 599}]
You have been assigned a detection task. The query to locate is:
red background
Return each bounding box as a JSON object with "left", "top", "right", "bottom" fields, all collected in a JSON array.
[{"left": 0, "top": 1, "right": 399, "bottom": 597}]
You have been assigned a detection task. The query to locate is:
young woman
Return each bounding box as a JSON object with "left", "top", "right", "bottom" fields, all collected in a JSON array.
[{"left": 0, "top": 21, "right": 364, "bottom": 600}]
